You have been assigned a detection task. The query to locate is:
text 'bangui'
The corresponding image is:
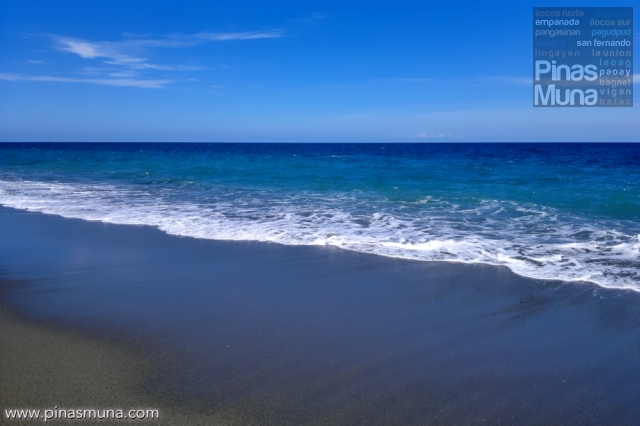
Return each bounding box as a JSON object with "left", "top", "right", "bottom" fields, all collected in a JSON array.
[{"left": 533, "top": 7, "right": 633, "bottom": 107}]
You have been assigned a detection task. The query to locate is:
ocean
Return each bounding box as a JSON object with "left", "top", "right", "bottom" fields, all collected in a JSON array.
[{"left": 1, "top": 142, "right": 638, "bottom": 291}]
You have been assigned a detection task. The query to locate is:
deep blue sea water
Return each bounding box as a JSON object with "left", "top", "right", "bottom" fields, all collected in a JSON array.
[{"left": 1, "top": 143, "right": 638, "bottom": 290}]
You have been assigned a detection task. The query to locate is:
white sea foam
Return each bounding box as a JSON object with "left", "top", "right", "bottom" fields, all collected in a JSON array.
[{"left": 1, "top": 179, "right": 638, "bottom": 291}]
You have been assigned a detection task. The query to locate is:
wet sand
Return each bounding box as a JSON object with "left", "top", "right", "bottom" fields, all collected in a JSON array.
[{"left": 1, "top": 206, "right": 640, "bottom": 425}]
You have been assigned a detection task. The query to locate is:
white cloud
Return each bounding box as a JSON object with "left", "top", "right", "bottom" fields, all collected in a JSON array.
[
  {"left": 193, "top": 31, "right": 284, "bottom": 41},
  {"left": 478, "top": 76, "right": 532, "bottom": 85},
  {"left": 0, "top": 73, "right": 20, "bottom": 80},
  {"left": 108, "top": 71, "right": 137, "bottom": 78},
  {"left": 103, "top": 61, "right": 202, "bottom": 71},
  {"left": 51, "top": 30, "right": 282, "bottom": 74},
  {"left": 55, "top": 37, "right": 145, "bottom": 64},
  {"left": 394, "top": 78, "right": 433, "bottom": 82},
  {"left": 634, "top": 74, "right": 639, "bottom": 84},
  {"left": 288, "top": 13, "right": 327, "bottom": 22},
  {"left": 26, "top": 60, "right": 44, "bottom": 64},
  {"left": 57, "top": 39, "right": 103, "bottom": 58},
  {"left": 412, "top": 132, "right": 455, "bottom": 139},
  {"left": 54, "top": 31, "right": 283, "bottom": 62},
  {"left": 2, "top": 30, "right": 284, "bottom": 90},
  {"left": 0, "top": 73, "right": 169, "bottom": 88}
]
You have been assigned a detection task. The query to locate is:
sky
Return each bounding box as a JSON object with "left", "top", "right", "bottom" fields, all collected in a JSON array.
[{"left": 0, "top": 0, "right": 638, "bottom": 142}]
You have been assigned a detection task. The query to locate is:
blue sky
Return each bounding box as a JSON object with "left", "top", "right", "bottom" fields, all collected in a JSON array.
[{"left": 0, "top": 0, "right": 638, "bottom": 142}]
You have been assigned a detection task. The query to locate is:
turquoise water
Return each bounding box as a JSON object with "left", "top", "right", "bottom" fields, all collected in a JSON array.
[{"left": 1, "top": 143, "right": 639, "bottom": 290}]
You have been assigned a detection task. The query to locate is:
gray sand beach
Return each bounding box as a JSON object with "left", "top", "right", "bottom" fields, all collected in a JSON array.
[{"left": 2, "top": 206, "right": 640, "bottom": 425}]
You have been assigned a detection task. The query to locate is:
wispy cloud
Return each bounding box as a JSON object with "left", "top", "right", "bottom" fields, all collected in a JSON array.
[
  {"left": 288, "top": 13, "right": 327, "bottom": 22},
  {"left": 57, "top": 38, "right": 114, "bottom": 59},
  {"left": 2, "top": 30, "right": 284, "bottom": 89},
  {"left": 393, "top": 78, "right": 433, "bottom": 82},
  {"left": 411, "top": 132, "right": 455, "bottom": 139},
  {"left": 478, "top": 76, "right": 532, "bottom": 85},
  {"left": 110, "top": 62, "right": 202, "bottom": 71},
  {"left": 634, "top": 74, "right": 640, "bottom": 84},
  {"left": 0, "top": 73, "right": 20, "bottom": 80},
  {"left": 192, "top": 31, "right": 283, "bottom": 41},
  {"left": 56, "top": 36, "right": 154, "bottom": 66},
  {"left": 0, "top": 72, "right": 169, "bottom": 88},
  {"left": 26, "top": 60, "right": 44, "bottom": 64},
  {"left": 54, "top": 30, "right": 283, "bottom": 62},
  {"left": 52, "top": 30, "right": 282, "bottom": 71},
  {"left": 207, "top": 84, "right": 225, "bottom": 95},
  {"left": 107, "top": 71, "right": 138, "bottom": 78}
]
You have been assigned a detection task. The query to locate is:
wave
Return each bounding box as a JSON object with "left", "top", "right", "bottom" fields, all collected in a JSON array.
[{"left": 1, "top": 179, "right": 638, "bottom": 291}]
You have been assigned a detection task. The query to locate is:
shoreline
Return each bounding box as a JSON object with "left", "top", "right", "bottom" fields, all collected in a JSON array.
[
  {"left": 0, "top": 197, "right": 633, "bottom": 292},
  {"left": 2, "top": 206, "right": 640, "bottom": 424}
]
